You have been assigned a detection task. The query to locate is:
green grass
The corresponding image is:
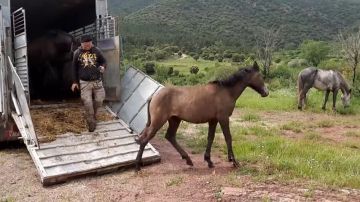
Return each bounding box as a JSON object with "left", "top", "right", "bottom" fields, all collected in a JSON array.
[
  {"left": 231, "top": 127, "right": 360, "bottom": 188},
  {"left": 241, "top": 112, "right": 261, "bottom": 122},
  {"left": 344, "top": 131, "right": 360, "bottom": 138},
  {"left": 236, "top": 88, "right": 360, "bottom": 114},
  {"left": 281, "top": 121, "right": 304, "bottom": 133},
  {"left": 156, "top": 57, "right": 233, "bottom": 75},
  {"left": 316, "top": 120, "right": 335, "bottom": 128},
  {"left": 236, "top": 88, "right": 297, "bottom": 111}
]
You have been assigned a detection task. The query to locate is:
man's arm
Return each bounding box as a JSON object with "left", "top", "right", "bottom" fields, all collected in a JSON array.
[{"left": 96, "top": 47, "right": 107, "bottom": 67}]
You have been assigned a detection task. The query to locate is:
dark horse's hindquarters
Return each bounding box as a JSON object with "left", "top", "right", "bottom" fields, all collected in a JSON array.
[
  {"left": 28, "top": 30, "right": 79, "bottom": 100},
  {"left": 134, "top": 62, "right": 269, "bottom": 171}
]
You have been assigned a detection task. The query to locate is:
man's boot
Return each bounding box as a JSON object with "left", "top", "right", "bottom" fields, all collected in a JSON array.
[{"left": 86, "top": 117, "right": 96, "bottom": 132}]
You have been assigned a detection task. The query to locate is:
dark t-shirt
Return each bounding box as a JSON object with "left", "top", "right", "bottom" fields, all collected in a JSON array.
[{"left": 72, "top": 47, "right": 106, "bottom": 82}]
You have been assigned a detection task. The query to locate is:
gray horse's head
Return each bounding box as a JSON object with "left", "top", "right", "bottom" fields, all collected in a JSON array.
[{"left": 341, "top": 89, "right": 351, "bottom": 108}]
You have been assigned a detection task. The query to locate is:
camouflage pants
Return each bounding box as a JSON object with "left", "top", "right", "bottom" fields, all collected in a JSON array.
[{"left": 79, "top": 80, "right": 106, "bottom": 122}]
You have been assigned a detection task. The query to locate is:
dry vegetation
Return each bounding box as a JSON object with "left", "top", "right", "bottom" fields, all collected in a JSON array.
[{"left": 31, "top": 106, "right": 115, "bottom": 142}]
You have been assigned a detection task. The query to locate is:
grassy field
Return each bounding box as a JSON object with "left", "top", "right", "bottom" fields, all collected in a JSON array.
[{"left": 138, "top": 57, "right": 360, "bottom": 189}]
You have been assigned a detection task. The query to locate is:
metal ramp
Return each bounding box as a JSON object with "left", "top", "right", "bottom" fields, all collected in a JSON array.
[
  {"left": 9, "top": 59, "right": 161, "bottom": 185},
  {"left": 28, "top": 119, "right": 160, "bottom": 185},
  {"left": 108, "top": 67, "right": 164, "bottom": 133}
]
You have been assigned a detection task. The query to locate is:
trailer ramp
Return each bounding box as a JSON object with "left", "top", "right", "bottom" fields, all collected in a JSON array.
[{"left": 28, "top": 118, "right": 160, "bottom": 185}]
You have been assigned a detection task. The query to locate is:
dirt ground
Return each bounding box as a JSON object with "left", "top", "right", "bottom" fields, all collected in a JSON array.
[{"left": 1, "top": 109, "right": 360, "bottom": 202}]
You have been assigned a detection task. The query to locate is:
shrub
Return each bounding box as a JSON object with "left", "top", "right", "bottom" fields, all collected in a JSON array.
[
  {"left": 218, "top": 56, "right": 224, "bottom": 62},
  {"left": 168, "top": 66, "right": 174, "bottom": 75},
  {"left": 287, "top": 59, "right": 309, "bottom": 68},
  {"left": 208, "top": 55, "right": 215, "bottom": 61},
  {"left": 154, "top": 50, "right": 167, "bottom": 60},
  {"left": 268, "top": 78, "right": 282, "bottom": 90},
  {"left": 163, "top": 46, "right": 180, "bottom": 53},
  {"left": 232, "top": 53, "right": 245, "bottom": 62},
  {"left": 202, "top": 53, "right": 209, "bottom": 60},
  {"left": 155, "top": 65, "right": 170, "bottom": 83},
  {"left": 190, "top": 66, "right": 199, "bottom": 74},
  {"left": 173, "top": 70, "right": 180, "bottom": 76},
  {"left": 193, "top": 55, "right": 200, "bottom": 61},
  {"left": 223, "top": 51, "right": 233, "bottom": 58},
  {"left": 144, "top": 62, "right": 155, "bottom": 75},
  {"left": 269, "top": 65, "right": 293, "bottom": 80}
]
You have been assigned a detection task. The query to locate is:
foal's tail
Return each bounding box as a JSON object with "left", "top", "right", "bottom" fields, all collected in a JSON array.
[{"left": 146, "top": 97, "right": 153, "bottom": 127}]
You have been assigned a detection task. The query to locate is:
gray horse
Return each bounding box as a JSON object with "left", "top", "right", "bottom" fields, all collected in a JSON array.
[{"left": 297, "top": 67, "right": 351, "bottom": 110}]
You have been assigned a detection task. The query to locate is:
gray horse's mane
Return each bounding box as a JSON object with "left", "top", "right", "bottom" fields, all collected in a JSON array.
[{"left": 335, "top": 71, "right": 351, "bottom": 93}]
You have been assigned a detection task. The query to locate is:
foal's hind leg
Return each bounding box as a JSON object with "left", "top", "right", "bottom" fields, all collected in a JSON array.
[
  {"left": 135, "top": 118, "right": 167, "bottom": 171},
  {"left": 204, "top": 120, "right": 217, "bottom": 168},
  {"left": 165, "top": 117, "right": 194, "bottom": 166}
]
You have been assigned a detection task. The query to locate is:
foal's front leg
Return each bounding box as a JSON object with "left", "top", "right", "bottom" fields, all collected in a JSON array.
[
  {"left": 204, "top": 120, "right": 217, "bottom": 168},
  {"left": 219, "top": 118, "right": 239, "bottom": 168}
]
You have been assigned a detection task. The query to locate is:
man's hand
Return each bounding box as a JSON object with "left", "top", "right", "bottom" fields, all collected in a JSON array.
[
  {"left": 99, "top": 65, "right": 105, "bottom": 73},
  {"left": 71, "top": 83, "right": 79, "bottom": 92}
]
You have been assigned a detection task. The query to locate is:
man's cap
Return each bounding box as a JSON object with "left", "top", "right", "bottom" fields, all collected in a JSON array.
[{"left": 80, "top": 35, "right": 93, "bottom": 43}]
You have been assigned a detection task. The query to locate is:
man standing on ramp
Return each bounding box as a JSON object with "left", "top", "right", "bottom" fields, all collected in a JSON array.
[{"left": 71, "top": 35, "right": 107, "bottom": 132}]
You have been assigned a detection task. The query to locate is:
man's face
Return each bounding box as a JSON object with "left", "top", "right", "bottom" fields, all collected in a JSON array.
[{"left": 81, "top": 41, "right": 93, "bottom": 51}]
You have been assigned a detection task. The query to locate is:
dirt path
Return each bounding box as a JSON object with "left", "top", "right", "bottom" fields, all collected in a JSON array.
[{"left": 1, "top": 110, "right": 360, "bottom": 201}]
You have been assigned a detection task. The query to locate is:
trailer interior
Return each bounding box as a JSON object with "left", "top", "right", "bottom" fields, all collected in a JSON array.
[
  {"left": 11, "top": 0, "right": 96, "bottom": 41},
  {"left": 11, "top": 0, "right": 97, "bottom": 100}
]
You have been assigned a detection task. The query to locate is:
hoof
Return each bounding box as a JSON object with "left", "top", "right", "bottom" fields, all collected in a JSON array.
[
  {"left": 186, "top": 159, "right": 194, "bottom": 166},
  {"left": 208, "top": 162, "right": 214, "bottom": 168},
  {"left": 134, "top": 137, "right": 141, "bottom": 144},
  {"left": 233, "top": 160, "right": 240, "bottom": 168},
  {"left": 135, "top": 165, "right": 141, "bottom": 172}
]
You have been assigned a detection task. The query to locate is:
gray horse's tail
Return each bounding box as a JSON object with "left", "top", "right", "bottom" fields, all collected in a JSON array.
[
  {"left": 146, "top": 97, "right": 153, "bottom": 127},
  {"left": 297, "top": 73, "right": 304, "bottom": 95}
]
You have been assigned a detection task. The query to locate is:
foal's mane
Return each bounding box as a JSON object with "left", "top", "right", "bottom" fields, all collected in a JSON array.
[{"left": 210, "top": 67, "right": 251, "bottom": 87}]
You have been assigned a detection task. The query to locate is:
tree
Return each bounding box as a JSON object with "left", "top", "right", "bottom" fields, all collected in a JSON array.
[
  {"left": 300, "top": 40, "right": 330, "bottom": 67},
  {"left": 338, "top": 29, "right": 360, "bottom": 85},
  {"left": 255, "top": 26, "right": 281, "bottom": 78}
]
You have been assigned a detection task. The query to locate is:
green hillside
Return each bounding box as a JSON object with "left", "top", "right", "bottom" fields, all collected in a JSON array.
[{"left": 110, "top": 0, "right": 360, "bottom": 51}]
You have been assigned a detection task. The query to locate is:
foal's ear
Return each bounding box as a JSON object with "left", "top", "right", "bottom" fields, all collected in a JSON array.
[
  {"left": 253, "top": 61, "right": 260, "bottom": 71},
  {"left": 349, "top": 89, "right": 352, "bottom": 94}
]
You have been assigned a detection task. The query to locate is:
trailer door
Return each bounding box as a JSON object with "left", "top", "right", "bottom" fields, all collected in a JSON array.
[
  {"left": 12, "top": 8, "right": 30, "bottom": 101},
  {"left": 98, "top": 16, "right": 121, "bottom": 101},
  {"left": 0, "top": 7, "right": 5, "bottom": 121}
]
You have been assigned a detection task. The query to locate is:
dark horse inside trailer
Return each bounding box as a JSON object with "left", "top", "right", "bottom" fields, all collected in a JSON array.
[{"left": 11, "top": 0, "right": 97, "bottom": 100}]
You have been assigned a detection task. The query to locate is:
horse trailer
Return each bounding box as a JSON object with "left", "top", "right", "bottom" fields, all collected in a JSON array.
[{"left": 0, "top": 0, "right": 161, "bottom": 185}]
